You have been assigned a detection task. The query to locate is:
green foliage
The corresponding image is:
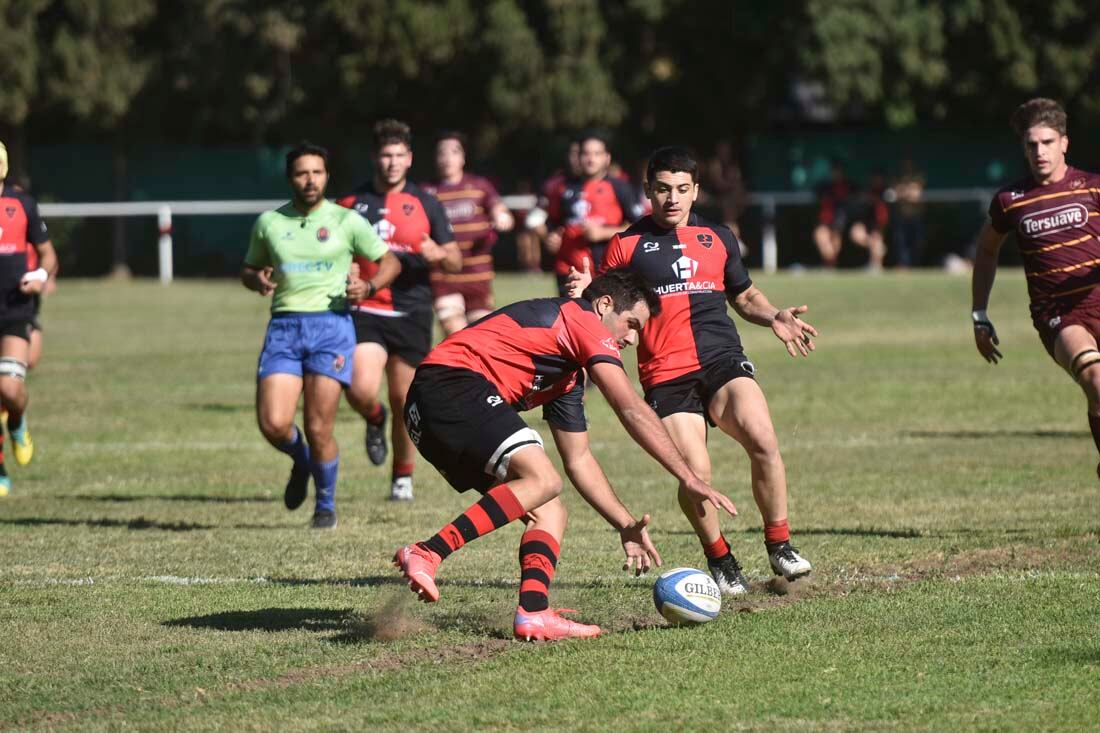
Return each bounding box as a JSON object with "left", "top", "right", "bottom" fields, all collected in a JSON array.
[{"left": 0, "top": 0, "right": 49, "bottom": 126}]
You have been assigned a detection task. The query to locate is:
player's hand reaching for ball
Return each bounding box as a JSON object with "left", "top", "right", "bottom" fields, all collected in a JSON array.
[
  {"left": 681, "top": 475, "right": 738, "bottom": 518},
  {"left": 772, "top": 305, "right": 818, "bottom": 357},
  {"left": 619, "top": 513, "right": 662, "bottom": 576},
  {"left": 564, "top": 257, "right": 592, "bottom": 298}
]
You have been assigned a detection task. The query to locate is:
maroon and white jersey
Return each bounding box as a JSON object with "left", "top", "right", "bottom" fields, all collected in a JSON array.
[
  {"left": 423, "top": 174, "right": 501, "bottom": 292},
  {"left": 989, "top": 166, "right": 1100, "bottom": 320}
]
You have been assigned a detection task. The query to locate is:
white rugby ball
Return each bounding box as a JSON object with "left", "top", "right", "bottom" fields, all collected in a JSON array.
[{"left": 653, "top": 567, "right": 722, "bottom": 625}]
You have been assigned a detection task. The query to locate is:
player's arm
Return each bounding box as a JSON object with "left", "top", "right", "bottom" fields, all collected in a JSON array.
[
  {"left": 583, "top": 221, "right": 629, "bottom": 242},
  {"left": 970, "top": 219, "right": 1008, "bottom": 364},
  {"left": 20, "top": 198, "right": 58, "bottom": 294},
  {"left": 420, "top": 193, "right": 462, "bottom": 273},
  {"left": 731, "top": 285, "right": 818, "bottom": 358},
  {"left": 550, "top": 424, "right": 662, "bottom": 575},
  {"left": 587, "top": 360, "right": 737, "bottom": 517},
  {"left": 242, "top": 216, "right": 276, "bottom": 296}
]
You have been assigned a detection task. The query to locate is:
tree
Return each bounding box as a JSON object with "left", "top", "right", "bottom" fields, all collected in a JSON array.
[{"left": 0, "top": 0, "right": 49, "bottom": 181}]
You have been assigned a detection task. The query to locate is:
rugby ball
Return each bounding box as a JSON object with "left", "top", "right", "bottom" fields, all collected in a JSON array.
[{"left": 653, "top": 567, "right": 721, "bottom": 625}]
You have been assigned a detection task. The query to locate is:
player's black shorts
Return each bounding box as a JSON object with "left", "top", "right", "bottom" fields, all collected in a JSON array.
[
  {"left": 405, "top": 365, "right": 544, "bottom": 493},
  {"left": 0, "top": 319, "right": 33, "bottom": 342},
  {"left": 352, "top": 309, "right": 433, "bottom": 366},
  {"left": 644, "top": 351, "right": 756, "bottom": 427}
]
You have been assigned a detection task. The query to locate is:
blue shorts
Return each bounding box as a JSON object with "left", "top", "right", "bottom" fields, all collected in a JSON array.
[{"left": 257, "top": 311, "right": 355, "bottom": 386}]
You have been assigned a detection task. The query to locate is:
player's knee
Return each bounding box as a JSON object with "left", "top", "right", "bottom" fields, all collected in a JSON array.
[
  {"left": 257, "top": 413, "right": 292, "bottom": 443},
  {"left": 1072, "top": 349, "right": 1100, "bottom": 389},
  {"left": 534, "top": 467, "right": 564, "bottom": 500},
  {"left": 303, "top": 414, "right": 333, "bottom": 445},
  {"left": 746, "top": 431, "right": 781, "bottom": 466}
]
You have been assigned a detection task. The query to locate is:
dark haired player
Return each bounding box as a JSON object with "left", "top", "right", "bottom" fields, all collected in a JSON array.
[
  {"left": 546, "top": 133, "right": 641, "bottom": 295},
  {"left": 337, "top": 119, "right": 461, "bottom": 501},
  {"left": 393, "top": 269, "right": 737, "bottom": 641},
  {"left": 425, "top": 130, "right": 514, "bottom": 335},
  {"left": 0, "top": 140, "right": 57, "bottom": 496},
  {"left": 243, "top": 142, "right": 399, "bottom": 528},
  {"left": 567, "top": 147, "right": 817, "bottom": 594},
  {"left": 972, "top": 98, "right": 1100, "bottom": 479}
]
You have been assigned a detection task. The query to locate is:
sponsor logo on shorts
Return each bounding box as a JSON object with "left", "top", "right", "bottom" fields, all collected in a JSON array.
[
  {"left": 1019, "top": 203, "right": 1088, "bottom": 237},
  {"left": 406, "top": 402, "right": 421, "bottom": 444},
  {"left": 333, "top": 354, "right": 346, "bottom": 371},
  {"left": 486, "top": 395, "right": 503, "bottom": 407},
  {"left": 1049, "top": 316, "right": 1062, "bottom": 328},
  {"left": 740, "top": 360, "right": 756, "bottom": 376},
  {"left": 316, "top": 227, "right": 330, "bottom": 242}
]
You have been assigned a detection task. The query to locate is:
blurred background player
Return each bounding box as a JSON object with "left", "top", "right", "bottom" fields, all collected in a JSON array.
[
  {"left": 971, "top": 98, "right": 1100, "bottom": 480},
  {"left": 568, "top": 147, "right": 817, "bottom": 594},
  {"left": 242, "top": 142, "right": 398, "bottom": 529},
  {"left": 425, "top": 130, "right": 514, "bottom": 335},
  {"left": 516, "top": 141, "right": 581, "bottom": 274},
  {"left": 394, "top": 269, "right": 737, "bottom": 640},
  {"left": 0, "top": 140, "right": 58, "bottom": 496},
  {"left": 337, "top": 119, "right": 460, "bottom": 501},
  {"left": 546, "top": 133, "right": 641, "bottom": 294}
]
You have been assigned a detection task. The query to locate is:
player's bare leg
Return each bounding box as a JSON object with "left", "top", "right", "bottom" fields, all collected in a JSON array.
[
  {"left": 345, "top": 342, "right": 389, "bottom": 466},
  {"left": 662, "top": 412, "right": 748, "bottom": 595},
  {"left": 813, "top": 224, "right": 840, "bottom": 268},
  {"left": 435, "top": 293, "right": 468, "bottom": 336},
  {"left": 385, "top": 355, "right": 419, "bottom": 500},
  {"left": 709, "top": 377, "right": 811, "bottom": 580},
  {"left": 516, "top": 229, "right": 543, "bottom": 272},
  {"left": 27, "top": 328, "right": 42, "bottom": 371},
  {"left": 302, "top": 373, "right": 344, "bottom": 528},
  {"left": 1, "top": 336, "right": 32, "bottom": 469},
  {"left": 256, "top": 373, "right": 313, "bottom": 512},
  {"left": 1053, "top": 325, "right": 1100, "bottom": 479}
]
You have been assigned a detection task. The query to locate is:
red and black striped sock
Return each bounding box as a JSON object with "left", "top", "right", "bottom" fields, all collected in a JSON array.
[
  {"left": 702, "top": 534, "right": 731, "bottom": 561},
  {"left": 764, "top": 519, "right": 791, "bottom": 545},
  {"left": 366, "top": 404, "right": 384, "bottom": 425},
  {"left": 421, "top": 484, "right": 526, "bottom": 560},
  {"left": 392, "top": 461, "right": 414, "bottom": 481},
  {"left": 518, "top": 528, "right": 560, "bottom": 612}
]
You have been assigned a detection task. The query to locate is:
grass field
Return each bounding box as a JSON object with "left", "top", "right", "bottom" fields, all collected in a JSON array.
[{"left": 1, "top": 271, "right": 1098, "bottom": 731}]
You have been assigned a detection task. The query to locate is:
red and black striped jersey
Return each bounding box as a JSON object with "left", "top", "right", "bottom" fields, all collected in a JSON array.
[
  {"left": 601, "top": 213, "right": 752, "bottom": 389},
  {"left": 547, "top": 174, "right": 641, "bottom": 275},
  {"left": 424, "top": 174, "right": 501, "bottom": 287},
  {"left": 0, "top": 186, "right": 48, "bottom": 320},
  {"left": 337, "top": 180, "right": 453, "bottom": 315},
  {"left": 421, "top": 297, "right": 624, "bottom": 431},
  {"left": 988, "top": 166, "right": 1100, "bottom": 319}
]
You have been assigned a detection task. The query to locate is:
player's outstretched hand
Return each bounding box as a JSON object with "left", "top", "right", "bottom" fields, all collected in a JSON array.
[
  {"left": 681, "top": 476, "right": 738, "bottom": 518},
  {"left": 772, "top": 305, "right": 818, "bottom": 357},
  {"left": 973, "top": 312, "right": 1002, "bottom": 364},
  {"left": 564, "top": 257, "right": 592, "bottom": 299},
  {"left": 255, "top": 266, "right": 276, "bottom": 296},
  {"left": 620, "top": 513, "right": 662, "bottom": 576}
]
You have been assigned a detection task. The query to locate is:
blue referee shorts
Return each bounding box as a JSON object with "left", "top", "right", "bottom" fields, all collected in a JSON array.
[{"left": 257, "top": 311, "right": 355, "bottom": 386}]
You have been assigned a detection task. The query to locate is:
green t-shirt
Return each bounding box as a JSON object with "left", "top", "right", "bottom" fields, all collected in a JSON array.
[{"left": 245, "top": 199, "right": 388, "bottom": 313}]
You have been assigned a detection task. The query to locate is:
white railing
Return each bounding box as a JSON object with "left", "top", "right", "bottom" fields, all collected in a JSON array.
[{"left": 39, "top": 189, "right": 995, "bottom": 284}]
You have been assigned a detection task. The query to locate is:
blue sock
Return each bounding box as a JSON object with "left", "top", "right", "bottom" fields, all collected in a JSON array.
[
  {"left": 311, "top": 455, "right": 339, "bottom": 513},
  {"left": 277, "top": 426, "right": 311, "bottom": 466}
]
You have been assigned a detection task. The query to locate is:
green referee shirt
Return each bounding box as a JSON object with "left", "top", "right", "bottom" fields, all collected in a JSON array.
[{"left": 245, "top": 199, "right": 388, "bottom": 313}]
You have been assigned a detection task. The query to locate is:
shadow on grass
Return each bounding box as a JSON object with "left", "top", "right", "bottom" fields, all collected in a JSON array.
[
  {"left": 186, "top": 402, "right": 253, "bottom": 413},
  {"left": 270, "top": 575, "right": 606, "bottom": 591},
  {"left": 665, "top": 526, "right": 931, "bottom": 539},
  {"left": 164, "top": 607, "right": 354, "bottom": 632},
  {"left": 903, "top": 429, "right": 1088, "bottom": 440},
  {"left": 0, "top": 516, "right": 214, "bottom": 531},
  {"left": 69, "top": 493, "right": 273, "bottom": 504}
]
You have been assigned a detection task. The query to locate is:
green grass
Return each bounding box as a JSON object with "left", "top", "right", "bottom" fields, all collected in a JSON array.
[{"left": 1, "top": 271, "right": 1098, "bottom": 731}]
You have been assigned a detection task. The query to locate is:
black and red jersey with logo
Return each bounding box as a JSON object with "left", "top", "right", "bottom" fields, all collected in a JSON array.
[
  {"left": 547, "top": 175, "right": 641, "bottom": 275},
  {"left": 0, "top": 186, "right": 48, "bottom": 320},
  {"left": 601, "top": 213, "right": 752, "bottom": 389},
  {"left": 337, "top": 180, "right": 453, "bottom": 315},
  {"left": 421, "top": 297, "right": 624, "bottom": 429},
  {"left": 988, "top": 166, "right": 1100, "bottom": 320}
]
